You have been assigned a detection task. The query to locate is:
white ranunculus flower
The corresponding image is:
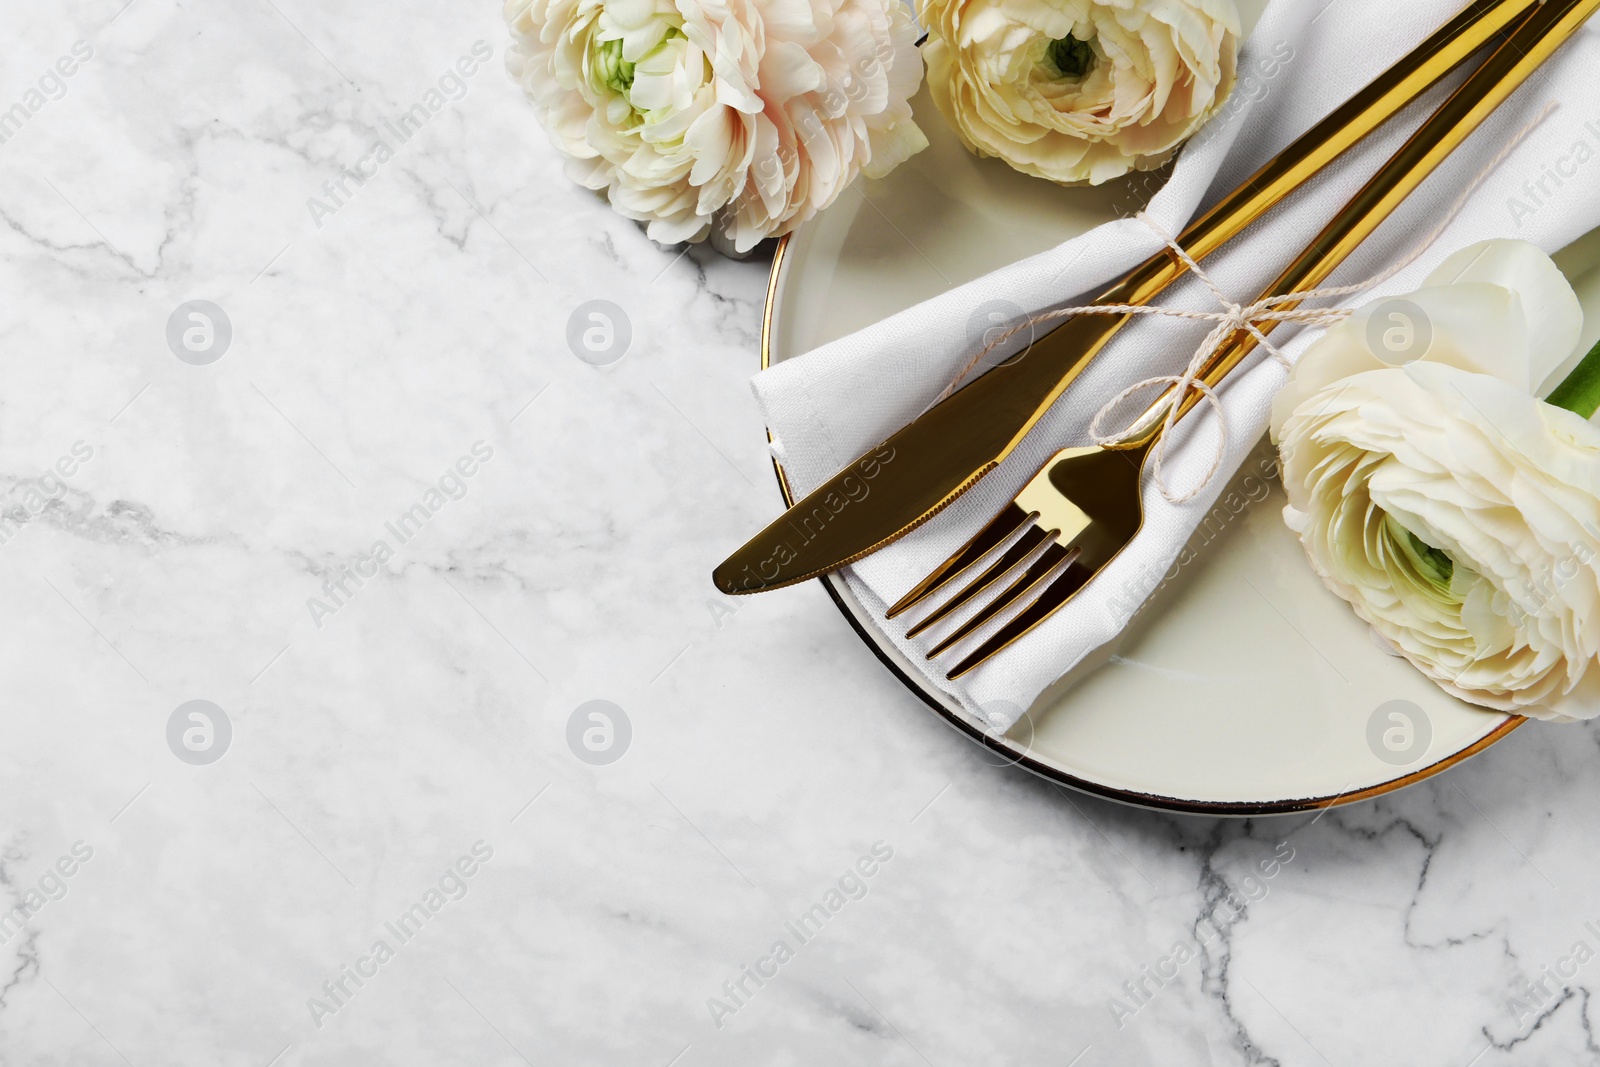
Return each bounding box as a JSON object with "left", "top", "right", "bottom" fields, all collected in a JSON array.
[
  {"left": 1271, "top": 239, "right": 1600, "bottom": 722},
  {"left": 504, "top": 0, "right": 927, "bottom": 252},
  {"left": 919, "top": 0, "right": 1240, "bottom": 185}
]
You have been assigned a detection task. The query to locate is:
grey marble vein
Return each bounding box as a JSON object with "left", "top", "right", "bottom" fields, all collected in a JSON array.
[{"left": 0, "top": 0, "right": 1596, "bottom": 1064}]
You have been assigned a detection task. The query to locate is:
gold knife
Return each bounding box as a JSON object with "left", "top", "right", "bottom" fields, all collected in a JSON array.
[{"left": 713, "top": 0, "right": 1541, "bottom": 596}]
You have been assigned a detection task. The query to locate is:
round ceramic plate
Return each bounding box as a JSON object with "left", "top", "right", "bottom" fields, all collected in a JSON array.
[{"left": 762, "top": 62, "right": 1600, "bottom": 815}]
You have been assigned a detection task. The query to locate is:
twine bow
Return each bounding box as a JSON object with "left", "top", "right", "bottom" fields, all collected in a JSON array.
[{"left": 938, "top": 101, "right": 1557, "bottom": 504}]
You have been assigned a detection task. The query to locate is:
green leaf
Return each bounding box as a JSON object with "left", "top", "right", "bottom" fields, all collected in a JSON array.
[{"left": 1547, "top": 335, "right": 1600, "bottom": 420}]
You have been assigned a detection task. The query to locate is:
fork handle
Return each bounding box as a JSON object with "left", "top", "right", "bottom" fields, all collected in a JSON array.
[
  {"left": 1117, "top": 0, "right": 1598, "bottom": 448},
  {"left": 1086, "top": 0, "right": 1537, "bottom": 313}
]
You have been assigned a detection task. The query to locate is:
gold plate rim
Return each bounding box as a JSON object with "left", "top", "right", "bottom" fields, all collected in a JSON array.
[{"left": 758, "top": 232, "right": 1525, "bottom": 817}]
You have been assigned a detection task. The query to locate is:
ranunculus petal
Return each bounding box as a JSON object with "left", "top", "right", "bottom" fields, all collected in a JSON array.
[
  {"left": 1423, "top": 239, "right": 1584, "bottom": 393},
  {"left": 919, "top": 0, "right": 1239, "bottom": 185},
  {"left": 1276, "top": 240, "right": 1600, "bottom": 722},
  {"left": 503, "top": 0, "right": 926, "bottom": 247}
]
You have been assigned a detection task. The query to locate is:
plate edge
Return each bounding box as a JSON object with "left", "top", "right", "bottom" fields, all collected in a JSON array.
[{"left": 759, "top": 233, "right": 1526, "bottom": 817}]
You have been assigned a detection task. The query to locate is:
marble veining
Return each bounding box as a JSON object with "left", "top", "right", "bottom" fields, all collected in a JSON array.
[{"left": 2, "top": 0, "right": 1599, "bottom": 1063}]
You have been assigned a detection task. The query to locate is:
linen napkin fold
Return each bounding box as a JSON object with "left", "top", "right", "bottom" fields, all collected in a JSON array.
[{"left": 752, "top": 0, "right": 1600, "bottom": 731}]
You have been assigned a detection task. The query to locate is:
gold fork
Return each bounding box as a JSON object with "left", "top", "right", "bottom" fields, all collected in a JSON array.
[{"left": 888, "top": 0, "right": 1596, "bottom": 681}]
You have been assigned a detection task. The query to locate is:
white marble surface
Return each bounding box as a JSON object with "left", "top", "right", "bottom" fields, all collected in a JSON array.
[{"left": 2, "top": 0, "right": 1600, "bottom": 1064}]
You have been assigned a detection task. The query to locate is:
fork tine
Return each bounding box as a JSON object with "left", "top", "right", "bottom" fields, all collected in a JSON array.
[
  {"left": 886, "top": 503, "right": 1033, "bottom": 620},
  {"left": 903, "top": 524, "right": 1054, "bottom": 640},
  {"left": 945, "top": 559, "right": 1096, "bottom": 680},
  {"left": 924, "top": 543, "right": 1072, "bottom": 658}
]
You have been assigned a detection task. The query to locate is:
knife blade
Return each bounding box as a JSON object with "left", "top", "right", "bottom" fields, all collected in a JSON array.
[
  {"left": 712, "top": 0, "right": 1541, "bottom": 596},
  {"left": 713, "top": 309, "right": 1134, "bottom": 595}
]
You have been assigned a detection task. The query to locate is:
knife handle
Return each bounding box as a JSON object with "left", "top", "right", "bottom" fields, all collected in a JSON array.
[
  {"left": 1095, "top": 0, "right": 1536, "bottom": 313},
  {"left": 986, "top": 0, "right": 1540, "bottom": 459},
  {"left": 713, "top": 0, "right": 1548, "bottom": 594},
  {"left": 1122, "top": 0, "right": 1597, "bottom": 445}
]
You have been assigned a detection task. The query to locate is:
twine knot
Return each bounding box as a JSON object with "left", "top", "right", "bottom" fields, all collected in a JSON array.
[{"left": 934, "top": 101, "right": 1556, "bottom": 504}]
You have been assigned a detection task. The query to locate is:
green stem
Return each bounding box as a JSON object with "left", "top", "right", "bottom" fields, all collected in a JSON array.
[{"left": 1547, "top": 335, "right": 1600, "bottom": 419}]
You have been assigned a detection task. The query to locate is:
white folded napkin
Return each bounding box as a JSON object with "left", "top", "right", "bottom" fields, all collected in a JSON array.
[{"left": 752, "top": 0, "right": 1600, "bottom": 731}]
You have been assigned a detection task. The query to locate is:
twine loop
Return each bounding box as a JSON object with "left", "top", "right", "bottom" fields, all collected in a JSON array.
[{"left": 936, "top": 101, "right": 1557, "bottom": 504}]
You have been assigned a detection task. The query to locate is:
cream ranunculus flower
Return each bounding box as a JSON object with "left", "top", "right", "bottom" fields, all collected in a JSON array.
[
  {"left": 919, "top": 0, "right": 1240, "bottom": 185},
  {"left": 504, "top": 0, "right": 927, "bottom": 252},
  {"left": 1271, "top": 239, "right": 1600, "bottom": 722}
]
